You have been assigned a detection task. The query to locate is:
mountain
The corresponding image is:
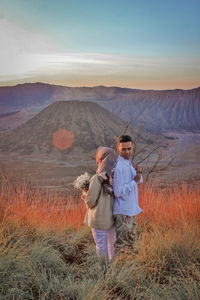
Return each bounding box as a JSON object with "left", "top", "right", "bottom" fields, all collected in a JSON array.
[
  {"left": 0, "top": 101, "right": 155, "bottom": 159},
  {"left": 0, "top": 82, "right": 141, "bottom": 113},
  {"left": 0, "top": 82, "right": 199, "bottom": 133},
  {"left": 97, "top": 88, "right": 200, "bottom": 132},
  {"left": 0, "top": 109, "right": 35, "bottom": 132}
]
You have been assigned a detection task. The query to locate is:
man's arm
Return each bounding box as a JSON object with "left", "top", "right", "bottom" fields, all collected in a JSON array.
[{"left": 113, "top": 167, "right": 137, "bottom": 198}]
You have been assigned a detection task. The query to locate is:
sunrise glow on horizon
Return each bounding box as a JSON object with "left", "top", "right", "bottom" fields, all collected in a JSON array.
[{"left": 0, "top": 0, "right": 199, "bottom": 90}]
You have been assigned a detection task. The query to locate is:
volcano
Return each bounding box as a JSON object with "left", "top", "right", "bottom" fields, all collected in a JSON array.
[{"left": 0, "top": 101, "right": 154, "bottom": 160}]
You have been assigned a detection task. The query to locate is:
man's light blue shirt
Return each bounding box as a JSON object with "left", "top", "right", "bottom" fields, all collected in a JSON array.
[{"left": 113, "top": 156, "right": 143, "bottom": 216}]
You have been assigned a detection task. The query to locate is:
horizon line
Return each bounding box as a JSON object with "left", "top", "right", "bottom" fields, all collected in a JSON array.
[{"left": 0, "top": 81, "right": 199, "bottom": 92}]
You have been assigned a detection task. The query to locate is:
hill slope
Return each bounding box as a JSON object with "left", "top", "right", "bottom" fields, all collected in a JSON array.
[
  {"left": 0, "top": 109, "right": 35, "bottom": 132},
  {"left": 97, "top": 88, "right": 200, "bottom": 132},
  {"left": 0, "top": 101, "right": 154, "bottom": 159}
]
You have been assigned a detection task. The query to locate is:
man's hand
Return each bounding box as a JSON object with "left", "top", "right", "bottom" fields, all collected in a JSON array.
[
  {"left": 135, "top": 165, "right": 142, "bottom": 174},
  {"left": 134, "top": 165, "right": 142, "bottom": 183},
  {"left": 134, "top": 174, "right": 141, "bottom": 183}
]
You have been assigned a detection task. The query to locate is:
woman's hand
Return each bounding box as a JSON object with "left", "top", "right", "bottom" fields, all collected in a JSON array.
[{"left": 81, "top": 192, "right": 87, "bottom": 202}]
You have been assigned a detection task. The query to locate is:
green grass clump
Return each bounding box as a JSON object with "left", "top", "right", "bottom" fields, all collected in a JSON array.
[{"left": 1, "top": 224, "right": 199, "bottom": 300}]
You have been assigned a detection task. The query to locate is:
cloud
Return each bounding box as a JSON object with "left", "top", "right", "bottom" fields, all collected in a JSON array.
[
  {"left": 0, "top": 18, "right": 117, "bottom": 81},
  {"left": 0, "top": 17, "right": 199, "bottom": 89},
  {"left": 31, "top": 52, "right": 200, "bottom": 78},
  {"left": 0, "top": 17, "right": 55, "bottom": 79}
]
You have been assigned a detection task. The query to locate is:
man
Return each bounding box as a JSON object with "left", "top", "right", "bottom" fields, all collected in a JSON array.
[{"left": 113, "top": 135, "right": 142, "bottom": 254}]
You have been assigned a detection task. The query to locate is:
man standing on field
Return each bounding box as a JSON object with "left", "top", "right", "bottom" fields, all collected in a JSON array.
[{"left": 113, "top": 135, "right": 143, "bottom": 254}]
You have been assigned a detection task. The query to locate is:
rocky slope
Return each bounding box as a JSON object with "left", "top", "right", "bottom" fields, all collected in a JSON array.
[
  {"left": 0, "top": 109, "right": 35, "bottom": 132},
  {"left": 97, "top": 88, "right": 200, "bottom": 132},
  {"left": 0, "top": 101, "right": 155, "bottom": 159}
]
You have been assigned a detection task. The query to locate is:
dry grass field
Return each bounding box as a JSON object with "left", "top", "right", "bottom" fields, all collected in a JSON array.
[{"left": 0, "top": 177, "right": 200, "bottom": 299}]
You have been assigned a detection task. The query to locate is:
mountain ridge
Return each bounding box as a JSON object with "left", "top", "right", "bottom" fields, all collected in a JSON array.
[{"left": 0, "top": 82, "right": 199, "bottom": 133}]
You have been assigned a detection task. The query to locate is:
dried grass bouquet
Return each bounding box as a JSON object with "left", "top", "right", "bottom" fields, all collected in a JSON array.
[{"left": 73, "top": 172, "right": 91, "bottom": 193}]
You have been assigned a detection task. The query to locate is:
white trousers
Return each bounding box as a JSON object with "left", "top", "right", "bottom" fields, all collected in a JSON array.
[{"left": 91, "top": 227, "right": 116, "bottom": 261}]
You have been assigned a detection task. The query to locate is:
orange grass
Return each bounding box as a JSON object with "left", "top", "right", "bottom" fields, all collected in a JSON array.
[
  {"left": 138, "top": 183, "right": 200, "bottom": 229},
  {"left": 0, "top": 178, "right": 200, "bottom": 235},
  {"left": 0, "top": 179, "right": 86, "bottom": 232}
]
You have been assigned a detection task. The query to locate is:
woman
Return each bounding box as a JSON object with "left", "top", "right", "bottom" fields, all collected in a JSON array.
[{"left": 84, "top": 146, "right": 118, "bottom": 261}]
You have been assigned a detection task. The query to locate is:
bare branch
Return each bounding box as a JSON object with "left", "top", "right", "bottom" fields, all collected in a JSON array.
[
  {"left": 121, "top": 121, "right": 177, "bottom": 182},
  {"left": 153, "top": 154, "right": 175, "bottom": 172},
  {"left": 123, "top": 122, "right": 131, "bottom": 135},
  {"left": 134, "top": 142, "right": 155, "bottom": 157},
  {"left": 133, "top": 144, "right": 162, "bottom": 164},
  {"left": 145, "top": 150, "right": 162, "bottom": 181},
  {"left": 145, "top": 151, "right": 176, "bottom": 182},
  {"left": 132, "top": 126, "right": 143, "bottom": 154}
]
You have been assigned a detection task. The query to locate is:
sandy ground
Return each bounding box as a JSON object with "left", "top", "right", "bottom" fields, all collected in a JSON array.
[
  {"left": 0, "top": 131, "right": 200, "bottom": 190},
  {"left": 0, "top": 154, "right": 96, "bottom": 191},
  {"left": 150, "top": 131, "right": 200, "bottom": 185}
]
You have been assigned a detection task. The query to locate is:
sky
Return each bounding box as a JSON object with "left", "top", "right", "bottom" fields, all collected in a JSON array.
[{"left": 0, "top": 0, "right": 200, "bottom": 90}]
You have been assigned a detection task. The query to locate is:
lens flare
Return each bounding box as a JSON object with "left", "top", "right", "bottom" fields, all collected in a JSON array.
[{"left": 52, "top": 128, "right": 74, "bottom": 150}]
